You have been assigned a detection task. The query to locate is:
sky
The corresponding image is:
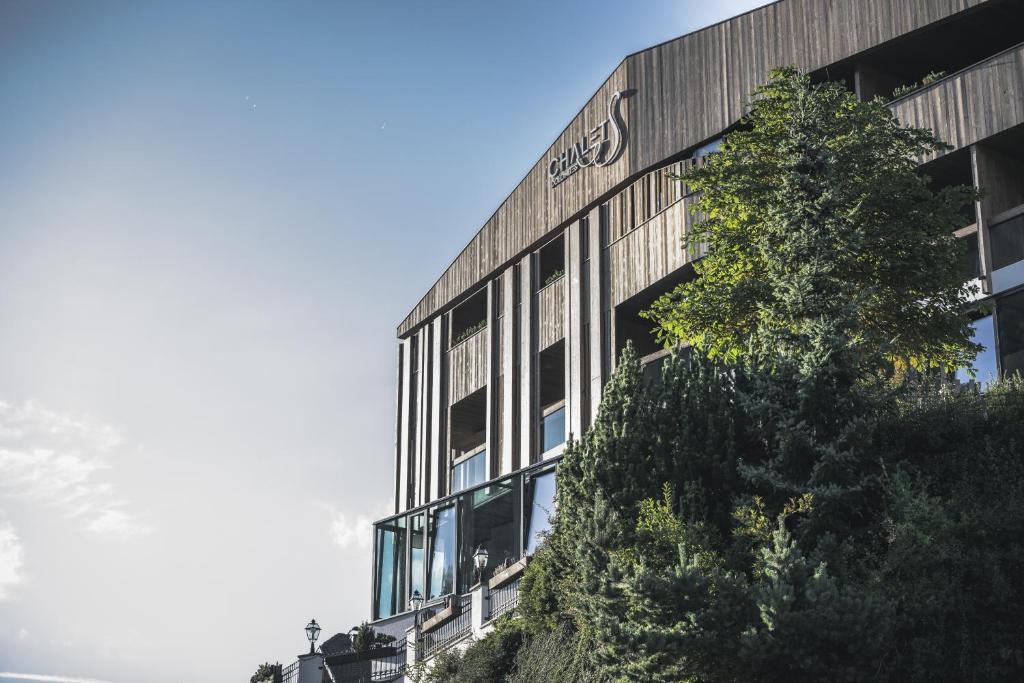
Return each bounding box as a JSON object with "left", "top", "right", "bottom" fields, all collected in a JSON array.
[{"left": 0, "top": 1, "right": 766, "bottom": 681}]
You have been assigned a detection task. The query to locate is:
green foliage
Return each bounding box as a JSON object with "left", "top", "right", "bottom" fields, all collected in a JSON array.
[
  {"left": 419, "top": 615, "right": 525, "bottom": 683},
  {"left": 453, "top": 319, "right": 487, "bottom": 345},
  {"left": 350, "top": 621, "right": 395, "bottom": 653},
  {"left": 543, "top": 268, "right": 565, "bottom": 287},
  {"left": 892, "top": 70, "right": 948, "bottom": 99},
  {"left": 509, "top": 624, "right": 603, "bottom": 683},
  {"left": 249, "top": 662, "right": 280, "bottom": 683},
  {"left": 646, "top": 67, "right": 979, "bottom": 376}
]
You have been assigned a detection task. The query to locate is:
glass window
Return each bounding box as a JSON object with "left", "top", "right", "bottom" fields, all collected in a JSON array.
[
  {"left": 955, "top": 315, "right": 998, "bottom": 388},
  {"left": 373, "top": 517, "right": 406, "bottom": 619},
  {"left": 427, "top": 504, "right": 456, "bottom": 600},
  {"left": 961, "top": 232, "right": 981, "bottom": 281},
  {"left": 458, "top": 477, "right": 520, "bottom": 593},
  {"left": 991, "top": 214, "right": 1024, "bottom": 271},
  {"left": 540, "top": 406, "right": 565, "bottom": 455},
  {"left": 410, "top": 513, "right": 425, "bottom": 606},
  {"left": 998, "top": 290, "right": 1024, "bottom": 378},
  {"left": 525, "top": 469, "right": 557, "bottom": 555},
  {"left": 451, "top": 450, "right": 486, "bottom": 493}
]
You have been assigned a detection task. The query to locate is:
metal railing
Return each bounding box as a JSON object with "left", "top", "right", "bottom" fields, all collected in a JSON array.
[
  {"left": 418, "top": 593, "right": 473, "bottom": 660},
  {"left": 281, "top": 661, "right": 299, "bottom": 683},
  {"left": 488, "top": 578, "right": 520, "bottom": 622},
  {"left": 328, "top": 638, "right": 406, "bottom": 683}
]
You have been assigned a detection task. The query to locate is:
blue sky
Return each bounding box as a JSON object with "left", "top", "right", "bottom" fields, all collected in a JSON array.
[{"left": 0, "top": 1, "right": 766, "bottom": 681}]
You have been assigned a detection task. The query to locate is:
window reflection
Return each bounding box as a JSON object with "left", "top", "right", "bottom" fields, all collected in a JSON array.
[
  {"left": 956, "top": 315, "right": 998, "bottom": 388},
  {"left": 991, "top": 214, "right": 1024, "bottom": 271},
  {"left": 451, "top": 450, "right": 486, "bottom": 493},
  {"left": 525, "top": 470, "right": 557, "bottom": 555},
  {"left": 410, "top": 513, "right": 425, "bottom": 607},
  {"left": 374, "top": 517, "right": 406, "bottom": 619},
  {"left": 999, "top": 290, "right": 1024, "bottom": 378},
  {"left": 541, "top": 406, "right": 565, "bottom": 455},
  {"left": 427, "top": 504, "right": 456, "bottom": 600},
  {"left": 458, "top": 478, "right": 519, "bottom": 593}
]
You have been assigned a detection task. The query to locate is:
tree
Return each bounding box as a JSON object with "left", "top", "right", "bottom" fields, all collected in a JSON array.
[
  {"left": 350, "top": 621, "right": 395, "bottom": 653},
  {"left": 646, "top": 67, "right": 979, "bottom": 378},
  {"left": 249, "top": 662, "right": 281, "bottom": 683}
]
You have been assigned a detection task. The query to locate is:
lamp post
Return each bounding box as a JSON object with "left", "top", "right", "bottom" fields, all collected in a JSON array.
[
  {"left": 410, "top": 589, "right": 424, "bottom": 664},
  {"left": 305, "top": 618, "right": 321, "bottom": 655},
  {"left": 473, "top": 546, "right": 489, "bottom": 586}
]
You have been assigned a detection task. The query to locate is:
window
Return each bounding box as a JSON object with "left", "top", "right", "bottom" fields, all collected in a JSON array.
[
  {"left": 525, "top": 469, "right": 557, "bottom": 555},
  {"left": 954, "top": 315, "right": 998, "bottom": 387},
  {"left": 990, "top": 215, "right": 1024, "bottom": 294},
  {"left": 450, "top": 289, "right": 487, "bottom": 346},
  {"left": 538, "top": 234, "right": 565, "bottom": 289},
  {"left": 998, "top": 290, "right": 1024, "bottom": 378},
  {"left": 540, "top": 406, "right": 565, "bottom": 455},
  {"left": 427, "top": 504, "right": 456, "bottom": 600},
  {"left": 451, "top": 449, "right": 486, "bottom": 493},
  {"left": 539, "top": 341, "right": 565, "bottom": 457},
  {"left": 373, "top": 517, "right": 406, "bottom": 619},
  {"left": 990, "top": 214, "right": 1024, "bottom": 272},
  {"left": 410, "top": 513, "right": 425, "bottom": 605},
  {"left": 458, "top": 477, "right": 520, "bottom": 593},
  {"left": 960, "top": 232, "right": 981, "bottom": 281}
]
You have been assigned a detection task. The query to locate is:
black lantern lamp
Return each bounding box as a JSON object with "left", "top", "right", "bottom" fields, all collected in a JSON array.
[
  {"left": 473, "top": 546, "right": 489, "bottom": 585},
  {"left": 305, "top": 618, "right": 321, "bottom": 655}
]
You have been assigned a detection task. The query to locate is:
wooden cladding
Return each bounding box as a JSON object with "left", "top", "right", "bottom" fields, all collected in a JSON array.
[
  {"left": 538, "top": 276, "right": 566, "bottom": 350},
  {"left": 397, "top": 0, "right": 983, "bottom": 338},
  {"left": 448, "top": 328, "right": 488, "bottom": 405}
]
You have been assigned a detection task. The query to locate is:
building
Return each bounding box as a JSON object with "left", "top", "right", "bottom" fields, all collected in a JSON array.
[{"left": 365, "top": 0, "right": 1024, "bottom": 669}]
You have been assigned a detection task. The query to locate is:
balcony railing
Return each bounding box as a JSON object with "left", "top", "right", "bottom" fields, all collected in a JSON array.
[
  {"left": 488, "top": 577, "right": 520, "bottom": 622},
  {"left": 326, "top": 639, "right": 407, "bottom": 683},
  {"left": 418, "top": 594, "right": 473, "bottom": 660}
]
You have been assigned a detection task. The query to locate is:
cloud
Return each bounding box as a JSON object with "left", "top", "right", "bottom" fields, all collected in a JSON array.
[
  {"left": 0, "top": 674, "right": 114, "bottom": 683},
  {"left": 0, "top": 401, "right": 152, "bottom": 539},
  {"left": 0, "top": 521, "right": 24, "bottom": 600},
  {"left": 320, "top": 500, "right": 392, "bottom": 550}
]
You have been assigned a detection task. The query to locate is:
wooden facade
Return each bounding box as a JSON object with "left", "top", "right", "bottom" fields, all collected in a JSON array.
[{"left": 389, "top": 0, "right": 1024, "bottom": 515}]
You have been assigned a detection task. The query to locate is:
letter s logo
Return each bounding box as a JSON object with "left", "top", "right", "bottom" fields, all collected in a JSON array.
[{"left": 596, "top": 89, "right": 634, "bottom": 168}]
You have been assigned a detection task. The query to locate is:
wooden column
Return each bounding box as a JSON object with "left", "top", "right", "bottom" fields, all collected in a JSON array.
[
  {"left": 519, "top": 253, "right": 536, "bottom": 466},
  {"left": 396, "top": 337, "right": 412, "bottom": 513},
  {"left": 500, "top": 266, "right": 516, "bottom": 475},
  {"left": 566, "top": 219, "right": 585, "bottom": 441},
  {"left": 973, "top": 143, "right": 1024, "bottom": 294},
  {"left": 428, "top": 317, "right": 445, "bottom": 502},
  {"left": 485, "top": 279, "right": 498, "bottom": 481},
  {"left": 588, "top": 205, "right": 608, "bottom": 423}
]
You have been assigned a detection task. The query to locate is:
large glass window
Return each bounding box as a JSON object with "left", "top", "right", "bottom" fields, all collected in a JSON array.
[
  {"left": 998, "top": 290, "right": 1024, "bottom": 378},
  {"left": 991, "top": 214, "right": 1024, "bottom": 271},
  {"left": 427, "top": 504, "right": 456, "bottom": 600},
  {"left": 451, "top": 450, "right": 486, "bottom": 493},
  {"left": 409, "top": 513, "right": 425, "bottom": 606},
  {"left": 540, "top": 406, "right": 565, "bottom": 455},
  {"left": 955, "top": 315, "right": 998, "bottom": 388},
  {"left": 373, "top": 517, "right": 406, "bottom": 619},
  {"left": 458, "top": 477, "right": 520, "bottom": 593},
  {"left": 524, "top": 469, "right": 557, "bottom": 555}
]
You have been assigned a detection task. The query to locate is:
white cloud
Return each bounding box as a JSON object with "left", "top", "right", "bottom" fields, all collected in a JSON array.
[
  {"left": 0, "top": 521, "right": 24, "bottom": 600},
  {"left": 0, "top": 674, "right": 114, "bottom": 683},
  {"left": 0, "top": 401, "right": 152, "bottom": 539},
  {"left": 320, "top": 500, "right": 392, "bottom": 550}
]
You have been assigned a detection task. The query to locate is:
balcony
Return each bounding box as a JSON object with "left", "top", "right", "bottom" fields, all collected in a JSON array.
[{"left": 372, "top": 460, "right": 557, "bottom": 621}]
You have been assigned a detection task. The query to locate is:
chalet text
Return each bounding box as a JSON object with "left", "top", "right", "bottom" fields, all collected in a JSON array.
[{"left": 548, "top": 89, "right": 633, "bottom": 188}]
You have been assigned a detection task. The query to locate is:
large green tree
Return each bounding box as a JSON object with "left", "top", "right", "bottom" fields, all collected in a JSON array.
[{"left": 646, "top": 67, "right": 979, "bottom": 377}]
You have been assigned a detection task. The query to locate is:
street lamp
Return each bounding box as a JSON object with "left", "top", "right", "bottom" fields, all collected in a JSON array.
[
  {"left": 473, "top": 546, "right": 489, "bottom": 585},
  {"left": 305, "top": 618, "right": 321, "bottom": 655},
  {"left": 410, "top": 589, "right": 424, "bottom": 613}
]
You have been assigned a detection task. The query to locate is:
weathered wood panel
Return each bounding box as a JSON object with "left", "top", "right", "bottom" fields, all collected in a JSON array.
[
  {"left": 538, "top": 276, "right": 566, "bottom": 350},
  {"left": 891, "top": 43, "right": 1024, "bottom": 159},
  {"left": 448, "top": 328, "right": 488, "bottom": 405},
  {"left": 398, "top": 0, "right": 985, "bottom": 337}
]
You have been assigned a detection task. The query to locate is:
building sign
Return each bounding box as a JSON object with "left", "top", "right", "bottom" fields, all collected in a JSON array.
[{"left": 548, "top": 89, "right": 634, "bottom": 188}]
